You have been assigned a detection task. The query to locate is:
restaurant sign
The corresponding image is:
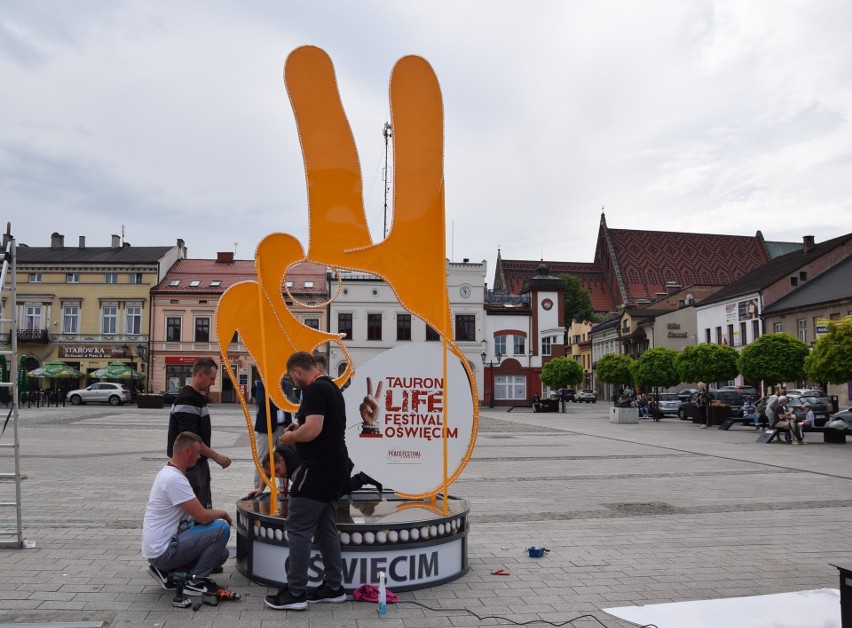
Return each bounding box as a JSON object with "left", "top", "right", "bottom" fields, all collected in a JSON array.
[{"left": 59, "top": 346, "right": 127, "bottom": 359}]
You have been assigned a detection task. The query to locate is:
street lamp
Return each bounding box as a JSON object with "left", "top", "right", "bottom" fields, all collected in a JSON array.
[
  {"left": 135, "top": 344, "right": 148, "bottom": 361},
  {"left": 480, "top": 350, "right": 503, "bottom": 408}
]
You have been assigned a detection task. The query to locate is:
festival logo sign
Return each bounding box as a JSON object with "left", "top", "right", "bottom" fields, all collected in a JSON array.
[{"left": 346, "top": 344, "right": 474, "bottom": 497}]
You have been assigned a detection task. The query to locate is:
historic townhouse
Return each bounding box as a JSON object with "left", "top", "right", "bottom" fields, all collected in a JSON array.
[{"left": 4, "top": 233, "right": 185, "bottom": 392}]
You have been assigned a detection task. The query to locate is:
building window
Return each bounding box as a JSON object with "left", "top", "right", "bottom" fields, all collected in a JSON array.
[
  {"left": 425, "top": 325, "right": 440, "bottom": 341},
  {"left": 304, "top": 318, "right": 320, "bottom": 330},
  {"left": 210, "top": 280, "right": 221, "bottom": 287},
  {"left": 705, "top": 328, "right": 711, "bottom": 343},
  {"left": 304, "top": 281, "right": 315, "bottom": 288},
  {"left": 104, "top": 272, "right": 118, "bottom": 284},
  {"left": 166, "top": 317, "right": 182, "bottom": 342},
  {"left": 513, "top": 335, "right": 526, "bottom": 355},
  {"left": 231, "top": 331, "right": 239, "bottom": 344},
  {"left": 367, "top": 314, "right": 382, "bottom": 340},
  {"left": 753, "top": 319, "right": 760, "bottom": 340},
  {"left": 338, "top": 313, "right": 353, "bottom": 339},
  {"left": 397, "top": 313, "right": 411, "bottom": 341},
  {"left": 102, "top": 305, "right": 118, "bottom": 334},
  {"left": 715, "top": 327, "right": 722, "bottom": 344},
  {"left": 25, "top": 305, "right": 42, "bottom": 330},
  {"left": 796, "top": 319, "right": 807, "bottom": 343},
  {"left": 800, "top": 271, "right": 807, "bottom": 281},
  {"left": 63, "top": 305, "right": 79, "bottom": 334},
  {"left": 727, "top": 324, "right": 734, "bottom": 345},
  {"left": 28, "top": 273, "right": 42, "bottom": 283},
  {"left": 169, "top": 280, "right": 180, "bottom": 287},
  {"left": 494, "top": 335, "right": 506, "bottom": 356},
  {"left": 126, "top": 305, "right": 142, "bottom": 335},
  {"left": 66, "top": 273, "right": 80, "bottom": 283},
  {"left": 790, "top": 276, "right": 798, "bottom": 287},
  {"left": 495, "top": 374, "right": 526, "bottom": 401},
  {"left": 189, "top": 280, "right": 200, "bottom": 287},
  {"left": 129, "top": 272, "right": 143, "bottom": 284},
  {"left": 542, "top": 336, "right": 553, "bottom": 356},
  {"left": 195, "top": 317, "right": 210, "bottom": 342},
  {"left": 739, "top": 322, "right": 747, "bottom": 346},
  {"left": 454, "top": 314, "right": 476, "bottom": 342},
  {"left": 773, "top": 322, "right": 783, "bottom": 333}
]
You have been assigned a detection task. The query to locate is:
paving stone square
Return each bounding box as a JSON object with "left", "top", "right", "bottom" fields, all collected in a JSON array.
[{"left": 0, "top": 401, "right": 849, "bottom": 626}]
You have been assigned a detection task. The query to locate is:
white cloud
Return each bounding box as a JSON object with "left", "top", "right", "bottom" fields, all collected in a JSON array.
[{"left": 2, "top": 0, "right": 851, "bottom": 270}]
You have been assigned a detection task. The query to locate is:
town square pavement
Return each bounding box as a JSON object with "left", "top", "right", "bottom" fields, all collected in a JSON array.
[{"left": 0, "top": 400, "right": 850, "bottom": 627}]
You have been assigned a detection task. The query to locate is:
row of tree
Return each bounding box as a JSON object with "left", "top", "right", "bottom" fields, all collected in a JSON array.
[{"left": 540, "top": 317, "right": 852, "bottom": 394}]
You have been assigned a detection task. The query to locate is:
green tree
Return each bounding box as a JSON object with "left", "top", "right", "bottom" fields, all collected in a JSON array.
[
  {"left": 804, "top": 316, "right": 852, "bottom": 384},
  {"left": 559, "top": 273, "right": 596, "bottom": 323},
  {"left": 540, "top": 357, "right": 585, "bottom": 390},
  {"left": 674, "top": 343, "right": 739, "bottom": 384},
  {"left": 737, "top": 333, "right": 809, "bottom": 387},
  {"left": 631, "top": 347, "right": 680, "bottom": 393},
  {"left": 596, "top": 353, "right": 635, "bottom": 386}
]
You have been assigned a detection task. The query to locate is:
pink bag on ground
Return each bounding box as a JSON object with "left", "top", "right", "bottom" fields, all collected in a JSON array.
[{"left": 353, "top": 584, "right": 399, "bottom": 603}]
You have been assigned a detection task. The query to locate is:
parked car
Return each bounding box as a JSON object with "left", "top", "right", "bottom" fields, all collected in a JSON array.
[
  {"left": 678, "top": 389, "right": 744, "bottom": 419},
  {"left": 784, "top": 394, "right": 830, "bottom": 426},
  {"left": 67, "top": 382, "right": 131, "bottom": 406},
  {"left": 677, "top": 388, "right": 699, "bottom": 403},
  {"left": 560, "top": 388, "right": 576, "bottom": 402},
  {"left": 721, "top": 385, "right": 759, "bottom": 399},
  {"left": 577, "top": 389, "right": 597, "bottom": 403},
  {"left": 786, "top": 389, "right": 831, "bottom": 410},
  {"left": 656, "top": 392, "right": 682, "bottom": 416}
]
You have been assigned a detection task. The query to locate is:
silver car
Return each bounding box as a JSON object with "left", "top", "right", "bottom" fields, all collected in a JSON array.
[
  {"left": 67, "top": 382, "right": 132, "bottom": 406},
  {"left": 656, "top": 393, "right": 682, "bottom": 416}
]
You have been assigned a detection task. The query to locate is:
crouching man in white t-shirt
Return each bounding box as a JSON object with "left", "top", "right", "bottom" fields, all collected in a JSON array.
[{"left": 142, "top": 431, "right": 232, "bottom": 596}]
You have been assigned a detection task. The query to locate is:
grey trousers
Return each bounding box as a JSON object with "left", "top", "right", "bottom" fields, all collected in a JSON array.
[
  {"left": 286, "top": 496, "right": 342, "bottom": 595},
  {"left": 254, "top": 425, "right": 285, "bottom": 488},
  {"left": 185, "top": 458, "right": 212, "bottom": 509},
  {"left": 149, "top": 519, "right": 230, "bottom": 578}
]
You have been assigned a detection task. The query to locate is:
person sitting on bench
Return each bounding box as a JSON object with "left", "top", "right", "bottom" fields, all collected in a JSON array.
[{"left": 742, "top": 397, "right": 759, "bottom": 429}]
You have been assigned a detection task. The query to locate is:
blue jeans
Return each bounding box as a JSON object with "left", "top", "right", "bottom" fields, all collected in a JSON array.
[
  {"left": 743, "top": 412, "right": 759, "bottom": 426},
  {"left": 149, "top": 519, "right": 230, "bottom": 578}
]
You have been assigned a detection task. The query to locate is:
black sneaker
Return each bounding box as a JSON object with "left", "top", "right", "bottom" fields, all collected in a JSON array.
[
  {"left": 185, "top": 577, "right": 217, "bottom": 596},
  {"left": 265, "top": 587, "right": 307, "bottom": 610},
  {"left": 147, "top": 565, "right": 176, "bottom": 591},
  {"left": 307, "top": 583, "right": 347, "bottom": 604}
]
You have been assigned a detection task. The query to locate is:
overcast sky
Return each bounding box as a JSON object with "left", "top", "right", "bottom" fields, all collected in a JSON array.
[{"left": 3, "top": 1, "right": 851, "bottom": 280}]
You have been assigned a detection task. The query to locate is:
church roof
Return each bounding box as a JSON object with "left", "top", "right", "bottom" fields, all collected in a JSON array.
[{"left": 496, "top": 217, "right": 775, "bottom": 312}]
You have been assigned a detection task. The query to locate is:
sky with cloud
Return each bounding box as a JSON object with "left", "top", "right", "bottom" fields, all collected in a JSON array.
[{"left": 2, "top": 1, "right": 851, "bottom": 281}]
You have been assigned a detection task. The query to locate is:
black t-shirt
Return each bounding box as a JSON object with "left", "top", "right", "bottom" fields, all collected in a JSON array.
[{"left": 292, "top": 376, "right": 349, "bottom": 501}]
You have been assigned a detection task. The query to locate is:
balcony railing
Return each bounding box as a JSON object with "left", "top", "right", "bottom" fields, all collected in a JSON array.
[{"left": 15, "top": 329, "right": 50, "bottom": 344}]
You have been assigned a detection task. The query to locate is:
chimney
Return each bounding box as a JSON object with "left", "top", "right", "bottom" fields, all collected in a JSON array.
[
  {"left": 111, "top": 234, "right": 121, "bottom": 249},
  {"left": 216, "top": 251, "right": 234, "bottom": 264},
  {"left": 78, "top": 236, "right": 86, "bottom": 248},
  {"left": 177, "top": 238, "right": 186, "bottom": 258},
  {"left": 50, "top": 232, "right": 65, "bottom": 249},
  {"left": 803, "top": 235, "right": 815, "bottom": 254}
]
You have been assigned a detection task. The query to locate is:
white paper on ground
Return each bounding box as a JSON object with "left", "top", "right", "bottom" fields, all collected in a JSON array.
[{"left": 604, "top": 588, "right": 840, "bottom": 628}]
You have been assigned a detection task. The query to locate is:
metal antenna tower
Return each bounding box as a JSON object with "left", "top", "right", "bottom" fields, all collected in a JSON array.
[{"left": 382, "top": 122, "right": 392, "bottom": 239}]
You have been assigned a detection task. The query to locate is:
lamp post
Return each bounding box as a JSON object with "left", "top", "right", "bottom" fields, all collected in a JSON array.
[{"left": 480, "top": 350, "right": 503, "bottom": 408}]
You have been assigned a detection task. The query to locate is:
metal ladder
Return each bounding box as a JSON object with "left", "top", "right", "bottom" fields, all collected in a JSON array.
[{"left": 0, "top": 224, "right": 27, "bottom": 548}]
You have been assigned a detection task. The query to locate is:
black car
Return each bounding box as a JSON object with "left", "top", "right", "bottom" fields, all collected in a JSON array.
[
  {"left": 561, "top": 388, "right": 576, "bottom": 402},
  {"left": 678, "top": 389, "right": 744, "bottom": 419},
  {"left": 677, "top": 388, "right": 699, "bottom": 403}
]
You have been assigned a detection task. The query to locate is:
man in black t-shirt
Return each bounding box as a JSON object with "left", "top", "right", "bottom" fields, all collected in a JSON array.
[
  {"left": 264, "top": 352, "right": 350, "bottom": 612},
  {"left": 166, "top": 358, "right": 231, "bottom": 509}
]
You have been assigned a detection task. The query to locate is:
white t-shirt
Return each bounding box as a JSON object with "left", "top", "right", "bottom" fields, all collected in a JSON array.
[{"left": 141, "top": 465, "right": 196, "bottom": 559}]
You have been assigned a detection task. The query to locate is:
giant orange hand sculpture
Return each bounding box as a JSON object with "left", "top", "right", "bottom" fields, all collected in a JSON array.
[{"left": 217, "top": 46, "right": 478, "bottom": 509}]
